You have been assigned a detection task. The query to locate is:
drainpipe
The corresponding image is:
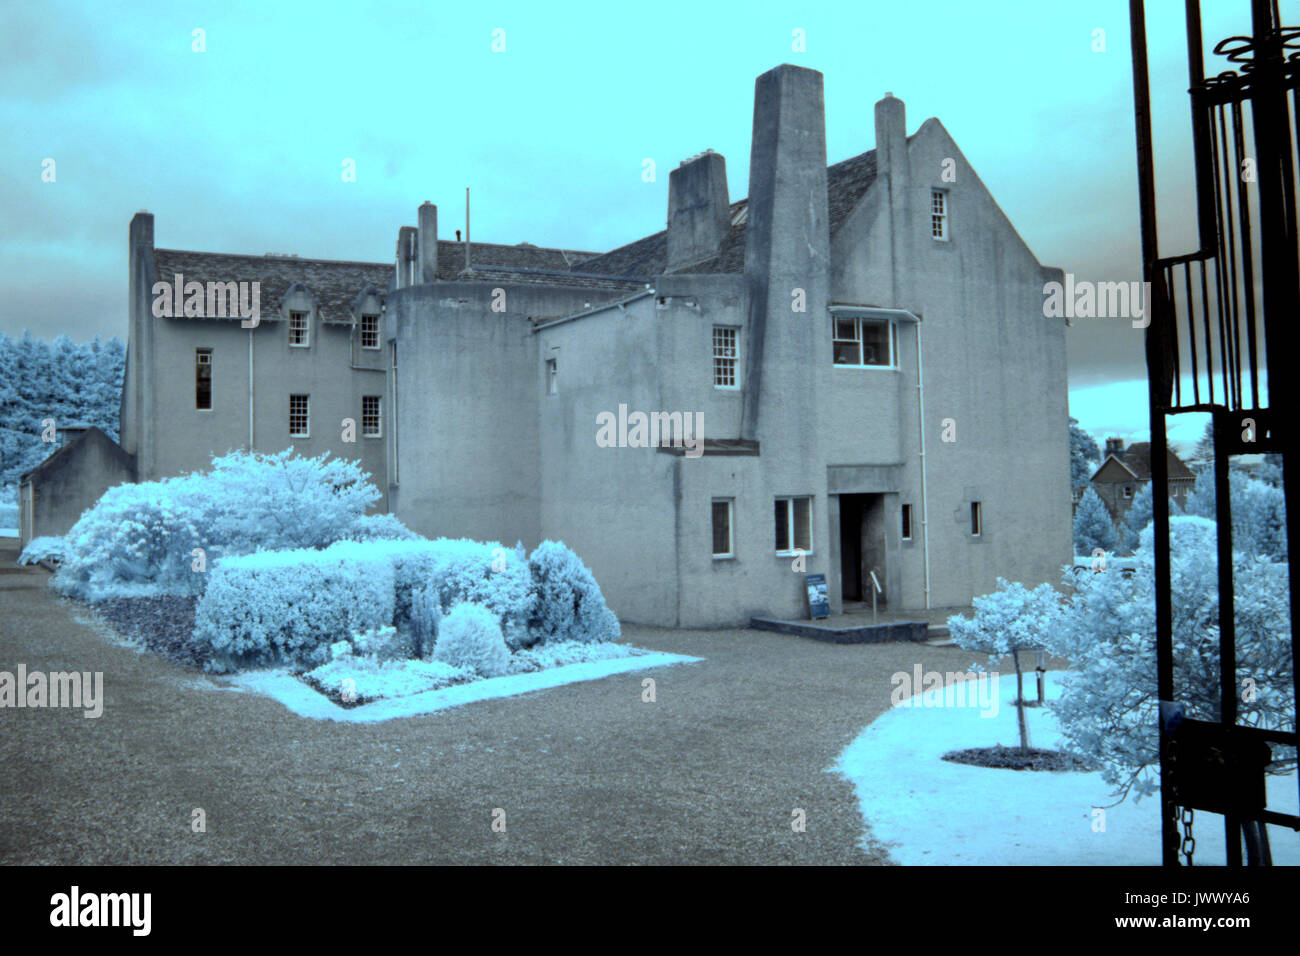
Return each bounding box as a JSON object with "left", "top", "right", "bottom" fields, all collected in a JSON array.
[
  {"left": 916, "top": 322, "right": 931, "bottom": 610},
  {"left": 248, "top": 328, "right": 255, "bottom": 449}
]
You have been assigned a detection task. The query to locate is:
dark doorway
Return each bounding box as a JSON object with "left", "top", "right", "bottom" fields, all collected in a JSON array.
[{"left": 840, "top": 494, "right": 887, "bottom": 605}]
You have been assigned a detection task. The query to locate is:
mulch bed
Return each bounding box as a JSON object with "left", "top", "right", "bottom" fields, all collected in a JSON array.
[
  {"left": 942, "top": 745, "right": 1097, "bottom": 772},
  {"left": 90, "top": 595, "right": 212, "bottom": 671}
]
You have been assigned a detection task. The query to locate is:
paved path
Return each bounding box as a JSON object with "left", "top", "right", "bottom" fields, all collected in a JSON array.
[{"left": 0, "top": 540, "right": 981, "bottom": 865}]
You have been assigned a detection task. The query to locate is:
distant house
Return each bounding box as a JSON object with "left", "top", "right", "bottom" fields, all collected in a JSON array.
[{"left": 1089, "top": 437, "right": 1197, "bottom": 523}]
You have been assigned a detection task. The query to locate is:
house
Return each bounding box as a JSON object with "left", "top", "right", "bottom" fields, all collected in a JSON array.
[
  {"left": 39, "top": 64, "right": 1073, "bottom": 627},
  {"left": 1089, "top": 437, "right": 1197, "bottom": 523}
]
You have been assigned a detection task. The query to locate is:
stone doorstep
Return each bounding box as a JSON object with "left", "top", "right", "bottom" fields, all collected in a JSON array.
[{"left": 749, "top": 616, "right": 929, "bottom": 645}]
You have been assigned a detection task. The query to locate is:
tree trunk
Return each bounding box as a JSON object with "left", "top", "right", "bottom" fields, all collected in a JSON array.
[{"left": 1013, "top": 648, "right": 1030, "bottom": 753}]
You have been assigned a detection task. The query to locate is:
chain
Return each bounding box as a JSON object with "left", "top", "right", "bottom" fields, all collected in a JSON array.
[{"left": 1180, "top": 806, "right": 1196, "bottom": 866}]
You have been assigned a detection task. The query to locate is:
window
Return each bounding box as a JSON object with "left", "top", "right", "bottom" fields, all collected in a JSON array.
[
  {"left": 1123, "top": 485, "right": 1134, "bottom": 498},
  {"left": 775, "top": 496, "right": 812, "bottom": 554},
  {"left": 362, "top": 396, "right": 381, "bottom": 437},
  {"left": 545, "top": 358, "right": 558, "bottom": 395},
  {"left": 360, "top": 314, "right": 380, "bottom": 349},
  {"left": 712, "top": 326, "right": 738, "bottom": 388},
  {"left": 290, "top": 394, "right": 310, "bottom": 437},
  {"left": 712, "top": 499, "right": 733, "bottom": 558},
  {"left": 931, "top": 190, "right": 948, "bottom": 240},
  {"left": 289, "top": 311, "right": 310, "bottom": 347},
  {"left": 901, "top": 503, "right": 912, "bottom": 541},
  {"left": 195, "top": 349, "right": 212, "bottom": 410},
  {"left": 832, "top": 315, "right": 895, "bottom": 367},
  {"left": 970, "top": 501, "right": 982, "bottom": 536}
]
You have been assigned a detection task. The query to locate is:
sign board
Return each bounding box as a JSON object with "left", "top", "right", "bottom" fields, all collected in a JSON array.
[{"left": 805, "top": 573, "right": 830, "bottom": 619}]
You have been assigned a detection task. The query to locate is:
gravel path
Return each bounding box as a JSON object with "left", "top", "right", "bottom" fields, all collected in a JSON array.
[{"left": 0, "top": 540, "right": 984, "bottom": 865}]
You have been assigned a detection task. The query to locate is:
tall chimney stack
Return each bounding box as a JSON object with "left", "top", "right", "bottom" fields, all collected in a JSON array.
[
  {"left": 418, "top": 202, "right": 438, "bottom": 283},
  {"left": 874, "top": 92, "right": 910, "bottom": 306},
  {"left": 740, "top": 64, "right": 830, "bottom": 442},
  {"left": 666, "top": 150, "right": 730, "bottom": 272}
]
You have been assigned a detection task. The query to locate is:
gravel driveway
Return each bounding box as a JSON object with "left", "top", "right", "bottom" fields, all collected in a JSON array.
[{"left": 0, "top": 540, "right": 982, "bottom": 865}]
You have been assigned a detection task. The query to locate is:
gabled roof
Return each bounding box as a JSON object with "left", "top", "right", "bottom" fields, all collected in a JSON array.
[
  {"left": 1089, "top": 443, "right": 1197, "bottom": 483},
  {"left": 20, "top": 426, "right": 135, "bottom": 484},
  {"left": 575, "top": 148, "right": 880, "bottom": 280}
]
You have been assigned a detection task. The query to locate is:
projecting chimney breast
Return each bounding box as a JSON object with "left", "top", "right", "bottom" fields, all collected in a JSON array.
[{"left": 666, "top": 150, "right": 730, "bottom": 272}]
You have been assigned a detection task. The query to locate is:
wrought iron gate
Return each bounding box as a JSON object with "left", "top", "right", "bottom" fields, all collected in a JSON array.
[{"left": 1128, "top": 0, "right": 1298, "bottom": 865}]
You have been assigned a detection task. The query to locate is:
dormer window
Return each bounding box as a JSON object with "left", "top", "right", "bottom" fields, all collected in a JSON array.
[
  {"left": 931, "top": 190, "right": 948, "bottom": 240},
  {"left": 289, "top": 311, "right": 310, "bottom": 347},
  {"left": 361, "top": 314, "right": 380, "bottom": 349}
]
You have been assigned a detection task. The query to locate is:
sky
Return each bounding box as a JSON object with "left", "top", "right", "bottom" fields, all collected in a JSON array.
[{"left": 0, "top": 0, "right": 1279, "bottom": 455}]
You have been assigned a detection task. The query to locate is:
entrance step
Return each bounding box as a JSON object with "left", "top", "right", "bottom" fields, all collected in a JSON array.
[{"left": 749, "top": 616, "right": 929, "bottom": 644}]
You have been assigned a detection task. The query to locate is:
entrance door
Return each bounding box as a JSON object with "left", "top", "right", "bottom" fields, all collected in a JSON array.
[{"left": 840, "top": 493, "right": 887, "bottom": 606}]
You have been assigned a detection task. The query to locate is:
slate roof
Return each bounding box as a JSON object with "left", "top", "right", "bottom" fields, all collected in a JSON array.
[
  {"left": 153, "top": 239, "right": 614, "bottom": 324},
  {"left": 575, "top": 147, "right": 880, "bottom": 280},
  {"left": 1091, "top": 443, "right": 1197, "bottom": 483}
]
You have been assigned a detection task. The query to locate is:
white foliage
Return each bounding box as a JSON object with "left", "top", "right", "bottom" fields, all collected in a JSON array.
[
  {"left": 528, "top": 540, "right": 621, "bottom": 645},
  {"left": 194, "top": 542, "right": 396, "bottom": 672},
  {"left": 433, "top": 602, "right": 510, "bottom": 678}
]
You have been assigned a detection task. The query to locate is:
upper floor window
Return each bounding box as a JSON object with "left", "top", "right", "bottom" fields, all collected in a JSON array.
[
  {"left": 775, "top": 496, "right": 812, "bottom": 554},
  {"left": 970, "top": 501, "right": 983, "bottom": 536},
  {"left": 545, "top": 358, "right": 558, "bottom": 395},
  {"left": 195, "top": 349, "right": 212, "bottom": 410},
  {"left": 362, "top": 396, "right": 381, "bottom": 437},
  {"left": 713, "top": 326, "right": 739, "bottom": 388},
  {"left": 931, "top": 190, "right": 948, "bottom": 240},
  {"left": 289, "top": 311, "right": 310, "bottom": 347},
  {"left": 290, "top": 393, "right": 310, "bottom": 437},
  {"left": 360, "top": 314, "right": 380, "bottom": 349},
  {"left": 833, "top": 315, "right": 895, "bottom": 368}
]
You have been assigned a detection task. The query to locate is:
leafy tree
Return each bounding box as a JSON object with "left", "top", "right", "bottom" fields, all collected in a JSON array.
[
  {"left": 1069, "top": 417, "right": 1101, "bottom": 488},
  {"left": 1073, "top": 487, "right": 1117, "bottom": 554},
  {"left": 1182, "top": 470, "right": 1286, "bottom": 559},
  {"left": 948, "top": 579, "right": 1063, "bottom": 752},
  {"left": 1049, "top": 517, "right": 1293, "bottom": 800}
]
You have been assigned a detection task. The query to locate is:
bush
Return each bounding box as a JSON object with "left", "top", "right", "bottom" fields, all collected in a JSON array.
[
  {"left": 193, "top": 541, "right": 396, "bottom": 672},
  {"left": 1051, "top": 516, "right": 1293, "bottom": 800},
  {"left": 528, "top": 540, "right": 620, "bottom": 645},
  {"left": 18, "top": 536, "right": 66, "bottom": 566},
  {"left": 410, "top": 583, "right": 442, "bottom": 659},
  {"left": 54, "top": 449, "right": 385, "bottom": 601},
  {"left": 433, "top": 602, "right": 510, "bottom": 678},
  {"left": 342, "top": 513, "right": 420, "bottom": 543}
]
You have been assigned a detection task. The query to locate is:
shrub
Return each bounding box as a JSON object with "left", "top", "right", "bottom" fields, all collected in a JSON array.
[
  {"left": 410, "top": 583, "right": 442, "bottom": 659},
  {"left": 18, "top": 536, "right": 66, "bottom": 566},
  {"left": 193, "top": 541, "right": 396, "bottom": 672},
  {"left": 342, "top": 513, "right": 420, "bottom": 543},
  {"left": 433, "top": 602, "right": 510, "bottom": 678},
  {"left": 53, "top": 449, "right": 385, "bottom": 601},
  {"left": 528, "top": 541, "right": 620, "bottom": 645},
  {"left": 1051, "top": 516, "right": 1293, "bottom": 800}
]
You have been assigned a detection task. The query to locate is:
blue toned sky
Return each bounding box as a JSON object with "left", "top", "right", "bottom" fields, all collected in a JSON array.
[{"left": 0, "top": 0, "right": 1271, "bottom": 452}]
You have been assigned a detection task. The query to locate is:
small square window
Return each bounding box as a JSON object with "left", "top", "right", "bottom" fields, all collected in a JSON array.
[
  {"left": 775, "top": 496, "right": 812, "bottom": 553},
  {"left": 361, "top": 314, "right": 380, "bottom": 349},
  {"left": 901, "top": 503, "right": 912, "bottom": 541},
  {"left": 289, "top": 311, "right": 310, "bottom": 347},
  {"left": 970, "top": 501, "right": 982, "bottom": 536},
  {"left": 712, "top": 499, "right": 733, "bottom": 558}
]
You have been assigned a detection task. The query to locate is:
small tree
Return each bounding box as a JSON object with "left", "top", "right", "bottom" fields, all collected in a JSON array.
[
  {"left": 949, "top": 579, "right": 1064, "bottom": 752},
  {"left": 1073, "top": 487, "right": 1117, "bottom": 555},
  {"left": 1070, "top": 417, "right": 1101, "bottom": 488}
]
